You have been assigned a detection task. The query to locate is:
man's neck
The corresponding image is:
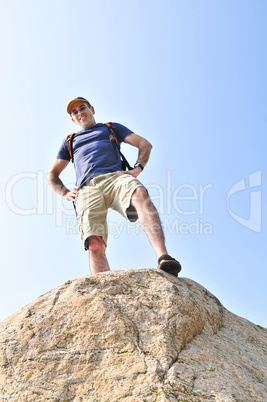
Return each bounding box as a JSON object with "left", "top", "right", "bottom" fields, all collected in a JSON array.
[{"left": 79, "top": 121, "right": 97, "bottom": 130}]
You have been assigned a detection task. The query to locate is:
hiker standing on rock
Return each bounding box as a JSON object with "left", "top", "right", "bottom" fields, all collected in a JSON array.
[{"left": 47, "top": 97, "right": 181, "bottom": 276}]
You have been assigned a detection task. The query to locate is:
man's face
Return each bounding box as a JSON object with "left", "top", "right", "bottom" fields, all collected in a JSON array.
[{"left": 70, "top": 101, "right": 96, "bottom": 129}]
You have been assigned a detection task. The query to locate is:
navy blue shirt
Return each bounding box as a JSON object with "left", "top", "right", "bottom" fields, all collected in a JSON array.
[{"left": 56, "top": 122, "right": 132, "bottom": 188}]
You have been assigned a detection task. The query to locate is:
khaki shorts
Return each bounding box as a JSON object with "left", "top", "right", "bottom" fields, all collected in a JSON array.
[{"left": 74, "top": 171, "right": 144, "bottom": 249}]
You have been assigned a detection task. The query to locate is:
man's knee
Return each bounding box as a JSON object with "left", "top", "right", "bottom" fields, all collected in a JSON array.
[
  {"left": 131, "top": 186, "right": 149, "bottom": 204},
  {"left": 131, "top": 186, "right": 157, "bottom": 215},
  {"left": 88, "top": 236, "right": 106, "bottom": 254}
]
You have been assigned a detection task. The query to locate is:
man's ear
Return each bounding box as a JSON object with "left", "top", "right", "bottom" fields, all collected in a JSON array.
[
  {"left": 90, "top": 106, "right": 95, "bottom": 115},
  {"left": 71, "top": 117, "right": 78, "bottom": 125}
]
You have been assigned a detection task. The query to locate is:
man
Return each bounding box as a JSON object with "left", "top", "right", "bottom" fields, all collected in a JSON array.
[{"left": 47, "top": 97, "right": 181, "bottom": 276}]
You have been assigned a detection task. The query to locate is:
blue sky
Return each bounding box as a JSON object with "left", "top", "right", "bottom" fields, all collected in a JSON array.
[{"left": 1, "top": 0, "right": 266, "bottom": 327}]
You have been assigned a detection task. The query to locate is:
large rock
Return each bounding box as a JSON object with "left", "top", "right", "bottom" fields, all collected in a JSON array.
[{"left": 0, "top": 269, "right": 266, "bottom": 401}]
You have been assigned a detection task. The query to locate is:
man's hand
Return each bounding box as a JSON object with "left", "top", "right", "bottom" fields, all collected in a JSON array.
[
  {"left": 121, "top": 166, "right": 142, "bottom": 178},
  {"left": 64, "top": 186, "right": 79, "bottom": 201}
]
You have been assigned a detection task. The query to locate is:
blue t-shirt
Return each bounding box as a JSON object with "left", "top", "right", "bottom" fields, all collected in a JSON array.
[{"left": 56, "top": 122, "right": 133, "bottom": 188}]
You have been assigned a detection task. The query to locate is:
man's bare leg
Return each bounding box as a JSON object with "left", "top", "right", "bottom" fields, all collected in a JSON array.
[
  {"left": 130, "top": 187, "right": 168, "bottom": 259},
  {"left": 88, "top": 236, "right": 110, "bottom": 275},
  {"left": 130, "top": 187, "right": 181, "bottom": 276}
]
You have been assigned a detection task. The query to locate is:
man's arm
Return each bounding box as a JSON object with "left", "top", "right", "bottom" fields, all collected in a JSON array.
[
  {"left": 124, "top": 133, "right": 152, "bottom": 177},
  {"left": 47, "top": 159, "right": 78, "bottom": 201}
]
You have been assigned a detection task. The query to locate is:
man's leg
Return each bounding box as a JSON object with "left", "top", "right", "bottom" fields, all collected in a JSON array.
[
  {"left": 130, "top": 187, "right": 168, "bottom": 259},
  {"left": 130, "top": 187, "right": 181, "bottom": 276},
  {"left": 88, "top": 236, "right": 110, "bottom": 275}
]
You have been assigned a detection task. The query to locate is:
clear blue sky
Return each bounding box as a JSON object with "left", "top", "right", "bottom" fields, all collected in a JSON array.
[{"left": 1, "top": 0, "right": 266, "bottom": 327}]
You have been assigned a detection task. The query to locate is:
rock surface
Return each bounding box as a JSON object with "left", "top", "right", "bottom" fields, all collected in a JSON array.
[{"left": 0, "top": 269, "right": 266, "bottom": 401}]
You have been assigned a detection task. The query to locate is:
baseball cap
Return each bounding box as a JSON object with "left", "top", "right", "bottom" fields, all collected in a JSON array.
[{"left": 67, "top": 97, "right": 91, "bottom": 114}]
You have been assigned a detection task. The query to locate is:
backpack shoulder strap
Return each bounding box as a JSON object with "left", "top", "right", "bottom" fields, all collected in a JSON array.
[
  {"left": 65, "top": 133, "right": 75, "bottom": 162},
  {"left": 104, "top": 122, "right": 119, "bottom": 145},
  {"left": 104, "top": 122, "right": 133, "bottom": 171}
]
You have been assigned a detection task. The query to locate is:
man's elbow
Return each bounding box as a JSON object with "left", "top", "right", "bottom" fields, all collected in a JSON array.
[
  {"left": 147, "top": 141, "right": 153, "bottom": 155},
  {"left": 144, "top": 138, "right": 152, "bottom": 152},
  {"left": 47, "top": 172, "right": 53, "bottom": 185},
  {"left": 47, "top": 171, "right": 57, "bottom": 185}
]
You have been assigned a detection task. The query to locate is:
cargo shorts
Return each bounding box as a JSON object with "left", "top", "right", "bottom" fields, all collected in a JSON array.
[{"left": 74, "top": 171, "right": 144, "bottom": 250}]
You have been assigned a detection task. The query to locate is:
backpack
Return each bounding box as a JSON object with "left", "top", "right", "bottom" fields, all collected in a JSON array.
[{"left": 65, "top": 122, "right": 133, "bottom": 171}]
